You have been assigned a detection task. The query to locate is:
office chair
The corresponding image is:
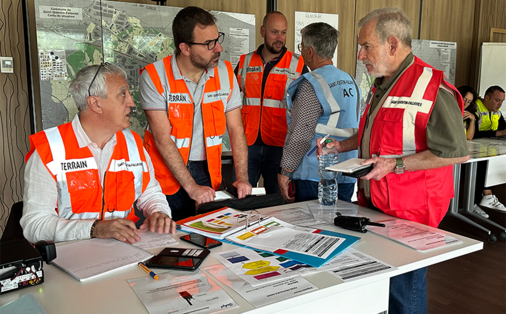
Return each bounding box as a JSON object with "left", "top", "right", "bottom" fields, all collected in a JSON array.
[{"left": 1, "top": 201, "right": 25, "bottom": 242}]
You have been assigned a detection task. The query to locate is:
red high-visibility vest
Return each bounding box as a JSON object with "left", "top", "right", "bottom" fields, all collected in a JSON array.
[
  {"left": 236, "top": 50, "right": 304, "bottom": 146},
  {"left": 357, "top": 56, "right": 464, "bottom": 227},
  {"left": 26, "top": 123, "right": 149, "bottom": 222},
  {"left": 142, "top": 55, "right": 233, "bottom": 195}
]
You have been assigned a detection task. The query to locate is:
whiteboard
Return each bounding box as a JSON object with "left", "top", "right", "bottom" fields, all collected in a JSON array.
[{"left": 477, "top": 43, "right": 506, "bottom": 97}]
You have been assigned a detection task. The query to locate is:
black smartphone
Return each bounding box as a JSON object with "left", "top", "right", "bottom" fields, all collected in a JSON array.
[
  {"left": 180, "top": 233, "right": 223, "bottom": 249},
  {"left": 146, "top": 247, "right": 210, "bottom": 270}
]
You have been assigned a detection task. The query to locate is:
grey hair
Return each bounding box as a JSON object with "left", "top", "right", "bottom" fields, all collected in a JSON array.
[
  {"left": 69, "top": 64, "right": 127, "bottom": 112},
  {"left": 301, "top": 22, "right": 339, "bottom": 60},
  {"left": 358, "top": 7, "right": 412, "bottom": 47}
]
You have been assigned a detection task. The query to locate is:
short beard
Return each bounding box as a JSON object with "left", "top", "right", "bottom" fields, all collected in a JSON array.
[
  {"left": 190, "top": 52, "right": 221, "bottom": 69},
  {"left": 265, "top": 41, "right": 284, "bottom": 54}
]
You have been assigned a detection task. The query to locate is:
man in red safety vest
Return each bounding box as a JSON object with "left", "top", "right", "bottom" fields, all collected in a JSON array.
[{"left": 318, "top": 7, "right": 469, "bottom": 314}]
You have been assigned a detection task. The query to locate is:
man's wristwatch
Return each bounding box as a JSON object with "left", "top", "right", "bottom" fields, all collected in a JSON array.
[
  {"left": 394, "top": 158, "right": 405, "bottom": 174},
  {"left": 278, "top": 167, "right": 293, "bottom": 179}
]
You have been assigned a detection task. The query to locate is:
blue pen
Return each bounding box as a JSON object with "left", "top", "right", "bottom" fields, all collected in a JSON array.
[
  {"left": 139, "top": 262, "right": 159, "bottom": 280},
  {"left": 307, "top": 134, "right": 330, "bottom": 156}
]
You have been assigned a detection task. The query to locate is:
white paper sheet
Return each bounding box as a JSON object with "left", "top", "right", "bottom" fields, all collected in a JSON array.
[
  {"left": 212, "top": 248, "right": 317, "bottom": 286},
  {"left": 127, "top": 270, "right": 237, "bottom": 314},
  {"left": 326, "top": 158, "right": 369, "bottom": 173},
  {"left": 367, "top": 219, "right": 462, "bottom": 251},
  {"left": 52, "top": 238, "right": 153, "bottom": 282},
  {"left": 205, "top": 264, "right": 318, "bottom": 308},
  {"left": 132, "top": 230, "right": 178, "bottom": 250},
  {"left": 324, "top": 248, "right": 396, "bottom": 282},
  {"left": 260, "top": 207, "right": 318, "bottom": 227}
]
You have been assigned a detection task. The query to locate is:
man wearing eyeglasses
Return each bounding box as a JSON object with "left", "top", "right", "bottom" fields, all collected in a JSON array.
[
  {"left": 21, "top": 64, "right": 176, "bottom": 243},
  {"left": 235, "top": 11, "right": 308, "bottom": 195},
  {"left": 140, "top": 6, "right": 251, "bottom": 221}
]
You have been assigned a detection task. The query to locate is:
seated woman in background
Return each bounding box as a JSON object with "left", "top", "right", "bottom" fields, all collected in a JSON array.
[
  {"left": 457, "top": 85, "right": 495, "bottom": 218},
  {"left": 458, "top": 85, "right": 478, "bottom": 140}
]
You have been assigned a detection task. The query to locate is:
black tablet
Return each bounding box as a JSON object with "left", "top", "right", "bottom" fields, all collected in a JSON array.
[{"left": 146, "top": 247, "right": 210, "bottom": 271}]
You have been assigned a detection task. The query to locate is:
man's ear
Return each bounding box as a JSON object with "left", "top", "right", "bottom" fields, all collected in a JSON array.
[
  {"left": 388, "top": 36, "right": 399, "bottom": 55},
  {"left": 260, "top": 25, "right": 265, "bottom": 38},
  {"left": 87, "top": 96, "right": 102, "bottom": 114},
  {"left": 179, "top": 42, "right": 191, "bottom": 57}
]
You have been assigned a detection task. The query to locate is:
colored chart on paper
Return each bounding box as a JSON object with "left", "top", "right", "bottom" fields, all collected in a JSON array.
[{"left": 213, "top": 248, "right": 315, "bottom": 287}]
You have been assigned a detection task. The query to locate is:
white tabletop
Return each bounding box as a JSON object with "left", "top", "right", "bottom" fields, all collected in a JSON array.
[{"left": 0, "top": 200, "right": 483, "bottom": 314}]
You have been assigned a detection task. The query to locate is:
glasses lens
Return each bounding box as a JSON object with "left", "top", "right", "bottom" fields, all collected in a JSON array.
[{"left": 208, "top": 33, "right": 224, "bottom": 50}]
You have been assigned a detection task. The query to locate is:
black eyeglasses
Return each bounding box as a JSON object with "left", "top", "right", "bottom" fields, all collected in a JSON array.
[
  {"left": 88, "top": 62, "right": 111, "bottom": 97},
  {"left": 187, "top": 32, "right": 225, "bottom": 50}
]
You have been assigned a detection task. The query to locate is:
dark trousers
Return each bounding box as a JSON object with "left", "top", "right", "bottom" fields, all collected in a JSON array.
[
  {"left": 365, "top": 198, "right": 428, "bottom": 313},
  {"left": 166, "top": 161, "right": 212, "bottom": 222},
  {"left": 293, "top": 180, "right": 355, "bottom": 203},
  {"left": 247, "top": 142, "right": 283, "bottom": 194}
]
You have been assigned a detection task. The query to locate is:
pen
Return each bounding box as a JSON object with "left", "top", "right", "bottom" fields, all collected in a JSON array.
[
  {"left": 307, "top": 134, "right": 330, "bottom": 156},
  {"left": 138, "top": 262, "right": 159, "bottom": 280}
]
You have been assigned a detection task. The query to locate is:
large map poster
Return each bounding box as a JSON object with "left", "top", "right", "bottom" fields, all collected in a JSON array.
[
  {"left": 35, "top": 0, "right": 255, "bottom": 150},
  {"left": 355, "top": 39, "right": 457, "bottom": 109}
]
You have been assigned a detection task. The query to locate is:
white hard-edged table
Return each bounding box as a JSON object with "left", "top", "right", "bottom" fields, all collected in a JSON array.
[{"left": 0, "top": 200, "right": 482, "bottom": 314}]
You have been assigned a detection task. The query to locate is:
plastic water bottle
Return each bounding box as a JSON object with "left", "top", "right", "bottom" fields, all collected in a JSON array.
[{"left": 318, "top": 145, "right": 338, "bottom": 205}]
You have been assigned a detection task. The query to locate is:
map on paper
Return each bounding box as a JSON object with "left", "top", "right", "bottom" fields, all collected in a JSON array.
[
  {"left": 355, "top": 39, "right": 457, "bottom": 109},
  {"left": 34, "top": 0, "right": 255, "bottom": 151}
]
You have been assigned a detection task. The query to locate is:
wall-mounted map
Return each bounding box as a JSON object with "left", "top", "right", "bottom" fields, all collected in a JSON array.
[{"left": 35, "top": 0, "right": 255, "bottom": 151}]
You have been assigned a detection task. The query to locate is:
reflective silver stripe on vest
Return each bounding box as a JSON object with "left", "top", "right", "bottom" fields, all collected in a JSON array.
[
  {"left": 311, "top": 72, "right": 341, "bottom": 128},
  {"left": 104, "top": 210, "right": 133, "bottom": 220},
  {"left": 239, "top": 52, "right": 257, "bottom": 89},
  {"left": 43, "top": 127, "right": 100, "bottom": 219},
  {"left": 64, "top": 212, "right": 100, "bottom": 220},
  {"left": 382, "top": 67, "right": 434, "bottom": 155},
  {"left": 109, "top": 129, "right": 148, "bottom": 201},
  {"left": 171, "top": 135, "right": 190, "bottom": 149},
  {"left": 263, "top": 98, "right": 285, "bottom": 108},
  {"left": 245, "top": 97, "right": 261, "bottom": 107},
  {"left": 315, "top": 124, "right": 357, "bottom": 138},
  {"left": 203, "top": 61, "right": 231, "bottom": 104},
  {"left": 206, "top": 135, "right": 222, "bottom": 148}
]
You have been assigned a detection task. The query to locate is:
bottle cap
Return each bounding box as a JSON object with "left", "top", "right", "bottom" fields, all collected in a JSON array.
[{"left": 325, "top": 139, "right": 333, "bottom": 144}]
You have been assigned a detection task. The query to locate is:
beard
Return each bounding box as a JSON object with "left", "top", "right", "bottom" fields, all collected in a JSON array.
[
  {"left": 363, "top": 48, "right": 390, "bottom": 77},
  {"left": 265, "top": 41, "right": 284, "bottom": 54},
  {"left": 190, "top": 52, "right": 221, "bottom": 69}
]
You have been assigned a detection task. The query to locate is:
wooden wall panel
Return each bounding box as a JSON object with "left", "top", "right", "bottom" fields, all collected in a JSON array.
[
  {"left": 419, "top": 0, "right": 476, "bottom": 88},
  {"left": 0, "top": 0, "right": 31, "bottom": 237},
  {"left": 277, "top": 0, "right": 357, "bottom": 78},
  {"left": 470, "top": 0, "right": 506, "bottom": 90}
]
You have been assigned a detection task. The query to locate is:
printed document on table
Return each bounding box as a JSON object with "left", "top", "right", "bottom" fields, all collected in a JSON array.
[
  {"left": 127, "top": 269, "right": 237, "bottom": 314},
  {"left": 225, "top": 217, "right": 359, "bottom": 268},
  {"left": 260, "top": 206, "right": 319, "bottom": 227},
  {"left": 307, "top": 203, "right": 359, "bottom": 219},
  {"left": 205, "top": 264, "right": 317, "bottom": 308},
  {"left": 323, "top": 248, "right": 396, "bottom": 282},
  {"left": 52, "top": 238, "right": 153, "bottom": 282},
  {"left": 367, "top": 219, "right": 462, "bottom": 251},
  {"left": 212, "top": 247, "right": 318, "bottom": 286},
  {"left": 132, "top": 229, "right": 178, "bottom": 250}
]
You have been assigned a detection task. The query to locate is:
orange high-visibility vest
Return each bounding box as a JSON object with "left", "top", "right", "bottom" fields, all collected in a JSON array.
[
  {"left": 357, "top": 56, "right": 464, "bottom": 228},
  {"left": 26, "top": 123, "right": 150, "bottom": 222},
  {"left": 142, "top": 55, "right": 233, "bottom": 195},
  {"left": 236, "top": 50, "right": 304, "bottom": 146}
]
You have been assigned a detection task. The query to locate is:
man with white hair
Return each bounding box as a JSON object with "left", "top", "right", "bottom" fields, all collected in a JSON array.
[
  {"left": 21, "top": 63, "right": 176, "bottom": 243},
  {"left": 320, "top": 7, "right": 469, "bottom": 314}
]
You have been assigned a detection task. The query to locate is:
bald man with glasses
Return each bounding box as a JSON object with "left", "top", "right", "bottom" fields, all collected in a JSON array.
[{"left": 140, "top": 6, "right": 251, "bottom": 221}]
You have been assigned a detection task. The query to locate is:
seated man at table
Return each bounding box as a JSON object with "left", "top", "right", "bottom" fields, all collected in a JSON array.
[
  {"left": 472, "top": 85, "right": 506, "bottom": 213},
  {"left": 21, "top": 64, "right": 177, "bottom": 243}
]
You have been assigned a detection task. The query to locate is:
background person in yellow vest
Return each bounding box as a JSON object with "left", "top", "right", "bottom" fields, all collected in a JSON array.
[
  {"left": 21, "top": 64, "right": 176, "bottom": 243},
  {"left": 318, "top": 8, "right": 469, "bottom": 314},
  {"left": 140, "top": 7, "right": 252, "bottom": 221},
  {"left": 235, "top": 11, "right": 308, "bottom": 194},
  {"left": 472, "top": 85, "right": 506, "bottom": 213}
]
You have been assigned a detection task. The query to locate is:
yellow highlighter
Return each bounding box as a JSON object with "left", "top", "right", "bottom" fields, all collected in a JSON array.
[{"left": 139, "top": 262, "right": 159, "bottom": 280}]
